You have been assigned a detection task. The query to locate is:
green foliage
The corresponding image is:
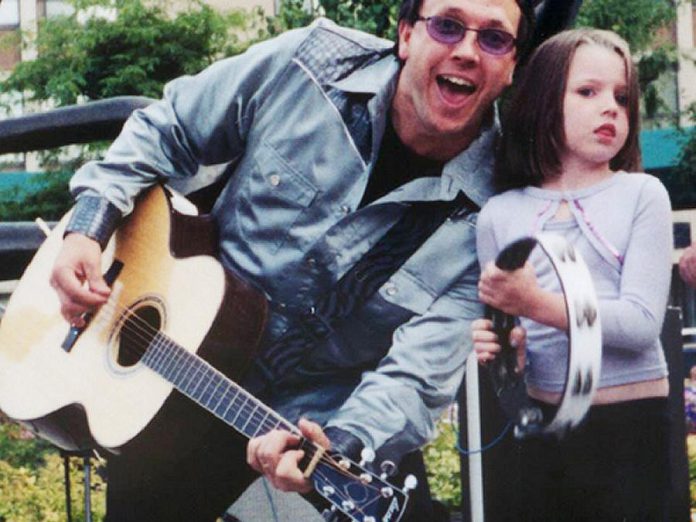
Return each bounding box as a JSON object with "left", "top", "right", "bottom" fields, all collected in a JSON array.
[
  {"left": 0, "top": 418, "right": 106, "bottom": 522},
  {"left": 0, "top": 451, "right": 106, "bottom": 522},
  {"left": 267, "top": 0, "right": 400, "bottom": 40},
  {"left": 423, "top": 420, "right": 461, "bottom": 508},
  {"left": 576, "top": 0, "right": 675, "bottom": 52},
  {"left": 0, "top": 172, "right": 73, "bottom": 221},
  {"left": 0, "top": 421, "right": 53, "bottom": 469},
  {"left": 576, "top": 0, "right": 678, "bottom": 121},
  {"left": 1, "top": 0, "right": 263, "bottom": 106}
]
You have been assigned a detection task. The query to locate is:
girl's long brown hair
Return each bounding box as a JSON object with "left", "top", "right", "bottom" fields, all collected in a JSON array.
[{"left": 494, "top": 28, "right": 642, "bottom": 191}]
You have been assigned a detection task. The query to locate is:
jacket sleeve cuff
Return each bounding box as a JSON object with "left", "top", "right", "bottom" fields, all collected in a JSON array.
[
  {"left": 65, "top": 196, "right": 123, "bottom": 250},
  {"left": 324, "top": 425, "right": 364, "bottom": 461}
]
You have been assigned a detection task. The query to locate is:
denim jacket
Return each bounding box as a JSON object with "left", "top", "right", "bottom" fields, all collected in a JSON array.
[{"left": 67, "top": 19, "right": 497, "bottom": 460}]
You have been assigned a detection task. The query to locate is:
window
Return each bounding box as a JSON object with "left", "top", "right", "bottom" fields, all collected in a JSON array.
[{"left": 0, "top": 0, "right": 19, "bottom": 28}]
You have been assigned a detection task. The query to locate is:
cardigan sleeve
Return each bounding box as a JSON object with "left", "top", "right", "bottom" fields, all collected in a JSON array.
[{"left": 596, "top": 176, "right": 673, "bottom": 350}]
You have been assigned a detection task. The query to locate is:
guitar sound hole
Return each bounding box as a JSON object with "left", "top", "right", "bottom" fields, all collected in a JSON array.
[{"left": 117, "top": 305, "right": 162, "bottom": 367}]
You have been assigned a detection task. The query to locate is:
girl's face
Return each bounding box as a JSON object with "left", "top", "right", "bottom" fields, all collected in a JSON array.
[{"left": 560, "top": 43, "right": 629, "bottom": 174}]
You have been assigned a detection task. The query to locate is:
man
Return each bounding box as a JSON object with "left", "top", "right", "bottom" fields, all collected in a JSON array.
[{"left": 50, "top": 0, "right": 533, "bottom": 519}]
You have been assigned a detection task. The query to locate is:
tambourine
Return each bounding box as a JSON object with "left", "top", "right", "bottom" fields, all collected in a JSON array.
[{"left": 486, "top": 233, "right": 602, "bottom": 438}]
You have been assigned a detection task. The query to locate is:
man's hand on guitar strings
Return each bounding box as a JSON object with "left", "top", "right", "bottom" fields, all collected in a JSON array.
[
  {"left": 50, "top": 233, "right": 111, "bottom": 324},
  {"left": 246, "top": 418, "right": 330, "bottom": 493}
]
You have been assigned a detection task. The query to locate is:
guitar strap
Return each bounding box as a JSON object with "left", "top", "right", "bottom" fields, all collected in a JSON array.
[{"left": 256, "top": 191, "right": 480, "bottom": 386}]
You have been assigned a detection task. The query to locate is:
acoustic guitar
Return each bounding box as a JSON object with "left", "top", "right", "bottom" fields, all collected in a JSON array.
[{"left": 0, "top": 185, "right": 411, "bottom": 522}]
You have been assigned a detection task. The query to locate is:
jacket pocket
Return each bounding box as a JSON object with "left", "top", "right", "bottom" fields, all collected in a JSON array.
[{"left": 237, "top": 141, "right": 318, "bottom": 252}]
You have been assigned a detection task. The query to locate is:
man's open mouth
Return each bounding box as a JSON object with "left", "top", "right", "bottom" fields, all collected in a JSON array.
[{"left": 437, "top": 75, "right": 477, "bottom": 98}]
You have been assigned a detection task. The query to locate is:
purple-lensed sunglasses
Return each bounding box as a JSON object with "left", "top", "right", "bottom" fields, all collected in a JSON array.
[{"left": 415, "top": 16, "right": 517, "bottom": 56}]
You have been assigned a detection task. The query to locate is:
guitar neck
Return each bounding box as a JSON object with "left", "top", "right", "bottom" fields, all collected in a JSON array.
[{"left": 141, "top": 332, "right": 295, "bottom": 440}]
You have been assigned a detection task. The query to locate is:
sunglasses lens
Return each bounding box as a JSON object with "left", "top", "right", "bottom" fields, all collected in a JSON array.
[
  {"left": 427, "top": 16, "right": 466, "bottom": 44},
  {"left": 423, "top": 16, "right": 515, "bottom": 55},
  {"left": 478, "top": 29, "right": 515, "bottom": 55}
]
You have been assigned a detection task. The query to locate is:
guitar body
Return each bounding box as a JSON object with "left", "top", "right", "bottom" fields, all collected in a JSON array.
[
  {"left": 0, "top": 186, "right": 412, "bottom": 522},
  {"left": 0, "top": 186, "right": 267, "bottom": 454}
]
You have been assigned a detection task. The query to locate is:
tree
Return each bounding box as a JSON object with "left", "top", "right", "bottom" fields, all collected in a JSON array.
[
  {"left": 575, "top": 0, "right": 677, "bottom": 123},
  {"left": 667, "top": 103, "right": 696, "bottom": 208},
  {"left": 1, "top": 0, "right": 265, "bottom": 106},
  {"left": 0, "top": 0, "right": 267, "bottom": 217},
  {"left": 266, "top": 0, "right": 400, "bottom": 39}
]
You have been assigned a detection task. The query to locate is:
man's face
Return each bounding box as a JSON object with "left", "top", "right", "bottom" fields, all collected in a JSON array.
[{"left": 394, "top": 0, "right": 520, "bottom": 157}]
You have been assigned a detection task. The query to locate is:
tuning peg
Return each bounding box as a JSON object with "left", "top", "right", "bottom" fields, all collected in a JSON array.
[
  {"left": 338, "top": 458, "right": 351, "bottom": 470},
  {"left": 359, "top": 472, "right": 372, "bottom": 484},
  {"left": 341, "top": 500, "right": 355, "bottom": 512},
  {"left": 380, "top": 486, "right": 394, "bottom": 498},
  {"left": 359, "top": 448, "right": 375, "bottom": 466},
  {"left": 363, "top": 517, "right": 376, "bottom": 522},
  {"left": 403, "top": 474, "right": 418, "bottom": 493},
  {"left": 379, "top": 460, "right": 397, "bottom": 479},
  {"left": 322, "top": 485, "right": 335, "bottom": 496}
]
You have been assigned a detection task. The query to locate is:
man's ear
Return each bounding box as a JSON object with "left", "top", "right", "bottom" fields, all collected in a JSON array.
[{"left": 397, "top": 20, "right": 413, "bottom": 61}]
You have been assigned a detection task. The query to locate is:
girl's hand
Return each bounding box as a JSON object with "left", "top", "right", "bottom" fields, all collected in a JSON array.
[
  {"left": 472, "top": 318, "right": 501, "bottom": 364},
  {"left": 478, "top": 261, "right": 541, "bottom": 317},
  {"left": 478, "top": 260, "right": 569, "bottom": 331},
  {"left": 471, "top": 318, "right": 526, "bottom": 371}
]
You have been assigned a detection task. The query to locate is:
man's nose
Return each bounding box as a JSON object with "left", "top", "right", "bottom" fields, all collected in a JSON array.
[{"left": 451, "top": 30, "right": 480, "bottom": 63}]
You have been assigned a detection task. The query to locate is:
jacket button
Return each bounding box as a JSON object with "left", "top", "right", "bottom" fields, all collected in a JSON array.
[
  {"left": 385, "top": 285, "right": 398, "bottom": 296},
  {"left": 269, "top": 174, "right": 281, "bottom": 186}
]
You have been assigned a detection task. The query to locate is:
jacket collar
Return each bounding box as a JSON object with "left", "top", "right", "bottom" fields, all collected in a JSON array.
[{"left": 332, "top": 54, "right": 498, "bottom": 209}]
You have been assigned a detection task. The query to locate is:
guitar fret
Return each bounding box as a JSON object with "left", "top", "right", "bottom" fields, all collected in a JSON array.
[
  {"left": 227, "top": 395, "right": 252, "bottom": 431},
  {"left": 250, "top": 411, "right": 269, "bottom": 437},
  {"left": 200, "top": 372, "right": 224, "bottom": 407},
  {"left": 141, "top": 332, "right": 295, "bottom": 440},
  {"left": 212, "top": 382, "right": 236, "bottom": 418},
  {"left": 238, "top": 405, "right": 256, "bottom": 433},
  {"left": 218, "top": 386, "right": 241, "bottom": 419},
  {"left": 204, "top": 377, "right": 226, "bottom": 411},
  {"left": 166, "top": 337, "right": 189, "bottom": 382}
]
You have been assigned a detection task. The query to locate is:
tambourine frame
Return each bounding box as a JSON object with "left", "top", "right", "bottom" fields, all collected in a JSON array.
[{"left": 487, "top": 233, "right": 602, "bottom": 438}]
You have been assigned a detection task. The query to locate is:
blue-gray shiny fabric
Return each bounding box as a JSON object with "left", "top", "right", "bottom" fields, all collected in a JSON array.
[{"left": 67, "top": 19, "right": 496, "bottom": 459}]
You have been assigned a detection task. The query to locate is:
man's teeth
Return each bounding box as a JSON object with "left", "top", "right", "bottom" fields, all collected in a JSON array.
[{"left": 440, "top": 75, "right": 475, "bottom": 91}]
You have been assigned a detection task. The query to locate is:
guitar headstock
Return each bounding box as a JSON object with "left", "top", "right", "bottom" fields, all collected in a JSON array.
[{"left": 309, "top": 448, "right": 414, "bottom": 522}]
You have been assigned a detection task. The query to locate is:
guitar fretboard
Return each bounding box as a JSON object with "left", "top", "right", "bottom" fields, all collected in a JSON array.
[{"left": 140, "top": 332, "right": 295, "bottom": 440}]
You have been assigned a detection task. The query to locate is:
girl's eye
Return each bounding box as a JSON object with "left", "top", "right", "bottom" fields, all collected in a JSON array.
[
  {"left": 577, "top": 87, "right": 594, "bottom": 97},
  {"left": 615, "top": 93, "right": 629, "bottom": 107}
]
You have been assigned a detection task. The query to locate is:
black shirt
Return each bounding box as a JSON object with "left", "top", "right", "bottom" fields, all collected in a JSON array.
[{"left": 360, "top": 117, "right": 444, "bottom": 206}]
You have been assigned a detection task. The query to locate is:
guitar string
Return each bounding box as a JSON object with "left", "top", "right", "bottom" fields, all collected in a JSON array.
[
  {"left": 119, "top": 319, "right": 395, "bottom": 514},
  {"left": 0, "top": 296, "right": 398, "bottom": 516},
  {"left": 80, "top": 296, "right": 390, "bottom": 497}
]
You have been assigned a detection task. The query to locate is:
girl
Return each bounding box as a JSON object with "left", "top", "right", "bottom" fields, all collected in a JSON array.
[{"left": 473, "top": 29, "right": 672, "bottom": 521}]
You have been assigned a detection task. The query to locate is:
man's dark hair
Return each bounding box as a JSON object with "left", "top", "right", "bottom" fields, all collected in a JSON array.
[{"left": 396, "top": 0, "right": 536, "bottom": 62}]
